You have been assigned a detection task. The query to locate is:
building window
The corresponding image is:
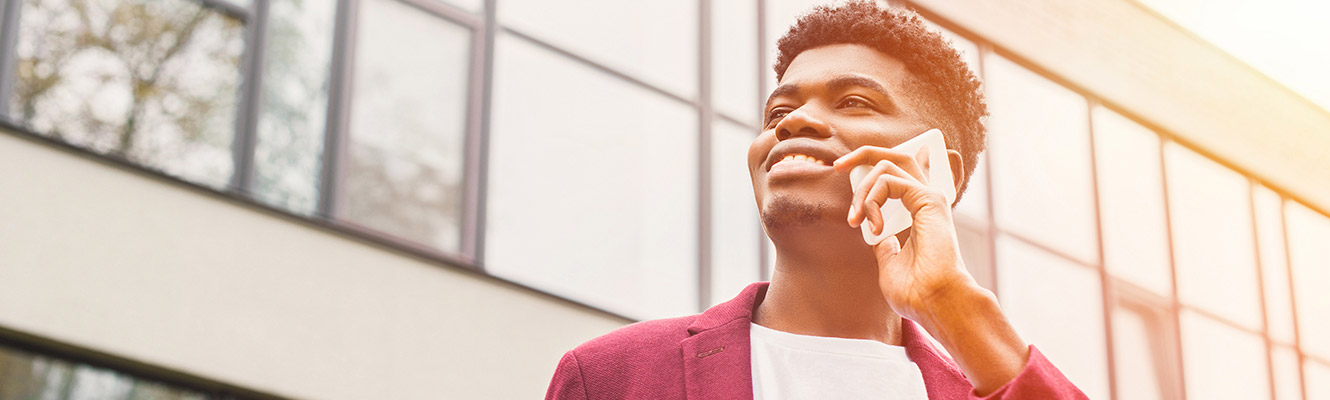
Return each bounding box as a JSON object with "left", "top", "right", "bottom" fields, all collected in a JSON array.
[
  {"left": 338, "top": 0, "right": 472, "bottom": 254},
  {"left": 484, "top": 33, "right": 699, "bottom": 320},
  {"left": 0, "top": 342, "right": 242, "bottom": 400},
  {"left": 5, "top": 0, "right": 246, "bottom": 187}
]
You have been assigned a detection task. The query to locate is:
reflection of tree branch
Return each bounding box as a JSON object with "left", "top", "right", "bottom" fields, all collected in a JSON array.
[{"left": 115, "top": 5, "right": 210, "bottom": 157}]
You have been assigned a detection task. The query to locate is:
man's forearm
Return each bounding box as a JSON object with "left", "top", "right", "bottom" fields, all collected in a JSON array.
[{"left": 913, "top": 282, "right": 1029, "bottom": 396}]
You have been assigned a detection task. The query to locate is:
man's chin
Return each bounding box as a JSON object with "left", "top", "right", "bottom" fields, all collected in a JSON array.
[{"left": 759, "top": 194, "right": 842, "bottom": 232}]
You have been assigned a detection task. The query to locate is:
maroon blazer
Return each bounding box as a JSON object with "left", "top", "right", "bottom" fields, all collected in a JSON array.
[{"left": 547, "top": 282, "right": 1088, "bottom": 400}]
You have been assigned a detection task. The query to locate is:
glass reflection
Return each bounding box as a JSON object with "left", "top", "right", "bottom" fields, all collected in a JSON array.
[
  {"left": 995, "top": 235, "right": 1109, "bottom": 400},
  {"left": 1286, "top": 201, "right": 1330, "bottom": 359},
  {"left": 8, "top": 0, "right": 245, "bottom": 187},
  {"left": 984, "top": 54, "right": 1098, "bottom": 264},
  {"left": 0, "top": 343, "right": 210, "bottom": 400},
  {"left": 341, "top": 0, "right": 471, "bottom": 253},
  {"left": 1253, "top": 185, "right": 1295, "bottom": 344},
  {"left": 251, "top": 0, "right": 338, "bottom": 214},
  {"left": 498, "top": 0, "right": 697, "bottom": 98},
  {"left": 1165, "top": 142, "right": 1262, "bottom": 331},
  {"left": 710, "top": 119, "right": 761, "bottom": 307},
  {"left": 711, "top": 0, "right": 759, "bottom": 124},
  {"left": 486, "top": 34, "right": 698, "bottom": 321},
  {"left": 1179, "top": 310, "right": 1270, "bottom": 400},
  {"left": 1093, "top": 107, "right": 1172, "bottom": 296}
]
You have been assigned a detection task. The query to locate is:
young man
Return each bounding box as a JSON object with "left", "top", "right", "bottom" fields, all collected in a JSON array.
[{"left": 547, "top": 2, "right": 1087, "bottom": 399}]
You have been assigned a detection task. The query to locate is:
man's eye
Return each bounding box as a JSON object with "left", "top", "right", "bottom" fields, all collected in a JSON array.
[
  {"left": 766, "top": 109, "right": 790, "bottom": 124},
  {"left": 839, "top": 97, "right": 870, "bottom": 108}
]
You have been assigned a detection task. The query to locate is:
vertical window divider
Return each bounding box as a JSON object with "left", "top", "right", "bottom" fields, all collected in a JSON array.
[
  {"left": 698, "top": 0, "right": 714, "bottom": 311},
  {"left": 1250, "top": 179, "right": 1280, "bottom": 400},
  {"left": 755, "top": 0, "right": 770, "bottom": 281},
  {"left": 471, "top": 0, "right": 497, "bottom": 269},
  {"left": 1158, "top": 138, "right": 1188, "bottom": 400},
  {"left": 318, "top": 0, "right": 361, "bottom": 220},
  {"left": 973, "top": 41, "right": 999, "bottom": 298},
  {"left": 1085, "top": 100, "right": 1119, "bottom": 400},
  {"left": 230, "top": 0, "right": 270, "bottom": 194},
  {"left": 1279, "top": 198, "right": 1310, "bottom": 400},
  {"left": 0, "top": 0, "right": 23, "bottom": 122}
]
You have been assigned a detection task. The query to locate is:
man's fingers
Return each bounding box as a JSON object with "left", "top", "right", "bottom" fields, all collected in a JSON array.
[
  {"left": 834, "top": 146, "right": 927, "bottom": 183},
  {"left": 865, "top": 198, "right": 884, "bottom": 235}
]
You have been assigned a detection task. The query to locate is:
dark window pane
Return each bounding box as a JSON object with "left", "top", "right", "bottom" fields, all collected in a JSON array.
[
  {"left": 0, "top": 343, "right": 211, "bottom": 400},
  {"left": 8, "top": 0, "right": 246, "bottom": 187},
  {"left": 340, "top": 0, "right": 471, "bottom": 253}
]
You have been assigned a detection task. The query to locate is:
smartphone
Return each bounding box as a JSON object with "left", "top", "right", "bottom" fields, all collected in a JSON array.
[{"left": 847, "top": 129, "right": 957, "bottom": 245}]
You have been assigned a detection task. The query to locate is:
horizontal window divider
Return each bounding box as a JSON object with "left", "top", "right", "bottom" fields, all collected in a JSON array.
[
  {"left": 499, "top": 25, "right": 701, "bottom": 110},
  {"left": 197, "top": 0, "right": 253, "bottom": 22},
  {"left": 714, "top": 112, "right": 759, "bottom": 132},
  {"left": 396, "top": 0, "right": 484, "bottom": 28},
  {"left": 997, "top": 229, "right": 1101, "bottom": 273}
]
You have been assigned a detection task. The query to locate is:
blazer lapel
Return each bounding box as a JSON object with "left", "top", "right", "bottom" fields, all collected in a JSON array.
[
  {"left": 903, "top": 319, "right": 974, "bottom": 400},
  {"left": 680, "top": 282, "right": 768, "bottom": 400}
]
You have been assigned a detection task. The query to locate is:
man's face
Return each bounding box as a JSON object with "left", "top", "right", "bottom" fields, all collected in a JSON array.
[{"left": 748, "top": 44, "right": 934, "bottom": 233}]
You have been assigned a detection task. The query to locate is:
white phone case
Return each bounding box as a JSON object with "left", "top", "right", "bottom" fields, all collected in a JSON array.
[{"left": 848, "top": 129, "right": 956, "bottom": 245}]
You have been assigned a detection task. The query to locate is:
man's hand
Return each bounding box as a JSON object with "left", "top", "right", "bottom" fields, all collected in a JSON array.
[
  {"left": 833, "top": 144, "right": 1030, "bottom": 396},
  {"left": 832, "top": 144, "right": 974, "bottom": 323}
]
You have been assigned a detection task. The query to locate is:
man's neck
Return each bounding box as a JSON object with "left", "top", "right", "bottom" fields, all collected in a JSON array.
[{"left": 751, "top": 233, "right": 903, "bottom": 346}]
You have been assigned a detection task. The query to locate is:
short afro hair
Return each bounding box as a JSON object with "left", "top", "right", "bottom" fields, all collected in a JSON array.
[{"left": 774, "top": 0, "right": 987, "bottom": 204}]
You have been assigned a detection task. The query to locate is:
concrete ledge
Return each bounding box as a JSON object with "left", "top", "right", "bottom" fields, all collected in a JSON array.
[{"left": 0, "top": 128, "right": 627, "bottom": 399}]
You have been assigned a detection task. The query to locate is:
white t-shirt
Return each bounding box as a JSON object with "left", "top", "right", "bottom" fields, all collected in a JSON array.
[{"left": 750, "top": 323, "right": 929, "bottom": 399}]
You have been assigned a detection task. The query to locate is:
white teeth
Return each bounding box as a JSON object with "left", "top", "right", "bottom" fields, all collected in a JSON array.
[{"left": 778, "top": 154, "right": 826, "bottom": 166}]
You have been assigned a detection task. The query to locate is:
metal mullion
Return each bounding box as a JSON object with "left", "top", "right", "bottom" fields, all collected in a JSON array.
[
  {"left": 1158, "top": 136, "right": 1188, "bottom": 400},
  {"left": 499, "top": 27, "right": 697, "bottom": 109},
  {"left": 714, "top": 112, "right": 757, "bottom": 131},
  {"left": 1280, "top": 197, "right": 1310, "bottom": 400},
  {"left": 468, "top": 0, "right": 496, "bottom": 268},
  {"left": 0, "top": 0, "right": 21, "bottom": 122},
  {"left": 195, "top": 0, "right": 251, "bottom": 22},
  {"left": 395, "top": 0, "right": 482, "bottom": 28},
  {"left": 697, "top": 0, "right": 713, "bottom": 311},
  {"left": 974, "top": 41, "right": 999, "bottom": 297},
  {"left": 1249, "top": 178, "right": 1280, "bottom": 400},
  {"left": 456, "top": 20, "right": 484, "bottom": 266},
  {"left": 229, "top": 0, "right": 268, "bottom": 194},
  {"left": 1085, "top": 99, "right": 1119, "bottom": 400},
  {"left": 317, "top": 0, "right": 361, "bottom": 219},
  {"left": 756, "top": 0, "right": 769, "bottom": 281}
]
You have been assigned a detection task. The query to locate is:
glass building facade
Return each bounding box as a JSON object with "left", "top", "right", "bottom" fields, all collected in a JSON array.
[{"left": 0, "top": 0, "right": 1326, "bottom": 398}]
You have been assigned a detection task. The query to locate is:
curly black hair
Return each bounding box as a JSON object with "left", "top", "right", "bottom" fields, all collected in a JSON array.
[{"left": 774, "top": 0, "right": 987, "bottom": 204}]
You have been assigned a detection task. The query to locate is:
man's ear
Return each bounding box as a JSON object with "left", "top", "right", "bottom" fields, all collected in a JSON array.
[{"left": 946, "top": 149, "right": 965, "bottom": 194}]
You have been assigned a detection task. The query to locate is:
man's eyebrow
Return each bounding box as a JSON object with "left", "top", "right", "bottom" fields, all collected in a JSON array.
[
  {"left": 765, "top": 83, "right": 801, "bottom": 109},
  {"left": 827, "top": 75, "right": 897, "bottom": 109},
  {"left": 764, "top": 75, "right": 899, "bottom": 110}
]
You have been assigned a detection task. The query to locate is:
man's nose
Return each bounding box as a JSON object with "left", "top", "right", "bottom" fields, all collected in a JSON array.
[{"left": 775, "top": 106, "right": 832, "bottom": 141}]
